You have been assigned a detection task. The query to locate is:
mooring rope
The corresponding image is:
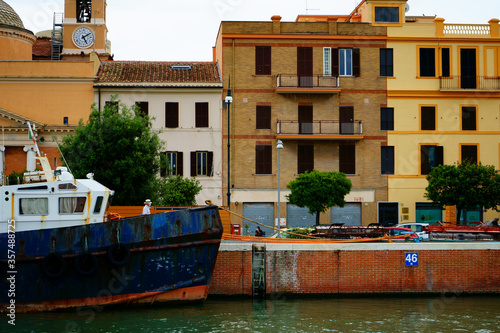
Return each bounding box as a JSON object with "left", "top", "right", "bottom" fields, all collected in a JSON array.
[{"left": 205, "top": 200, "right": 409, "bottom": 242}]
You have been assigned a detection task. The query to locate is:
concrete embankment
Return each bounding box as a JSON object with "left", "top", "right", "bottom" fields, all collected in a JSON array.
[{"left": 210, "top": 241, "right": 500, "bottom": 296}]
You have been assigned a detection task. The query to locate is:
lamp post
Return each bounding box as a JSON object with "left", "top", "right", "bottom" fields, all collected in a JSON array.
[
  {"left": 276, "top": 139, "right": 284, "bottom": 238},
  {"left": 225, "top": 74, "right": 233, "bottom": 209}
]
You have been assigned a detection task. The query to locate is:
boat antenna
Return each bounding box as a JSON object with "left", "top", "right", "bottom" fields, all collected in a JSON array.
[
  {"left": 26, "top": 121, "right": 41, "bottom": 157},
  {"left": 52, "top": 135, "right": 72, "bottom": 175}
]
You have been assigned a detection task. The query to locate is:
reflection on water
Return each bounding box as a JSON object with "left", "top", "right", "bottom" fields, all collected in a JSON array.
[{"left": 3, "top": 296, "right": 500, "bottom": 333}]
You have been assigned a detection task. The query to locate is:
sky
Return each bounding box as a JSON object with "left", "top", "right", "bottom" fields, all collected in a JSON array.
[{"left": 9, "top": 0, "right": 500, "bottom": 62}]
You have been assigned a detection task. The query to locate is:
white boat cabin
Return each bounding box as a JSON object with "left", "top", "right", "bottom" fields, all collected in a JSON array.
[{"left": 1, "top": 157, "right": 113, "bottom": 233}]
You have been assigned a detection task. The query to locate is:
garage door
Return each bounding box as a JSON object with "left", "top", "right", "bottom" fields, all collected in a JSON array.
[
  {"left": 330, "top": 203, "right": 361, "bottom": 226},
  {"left": 286, "top": 204, "right": 316, "bottom": 227},
  {"left": 242, "top": 203, "right": 274, "bottom": 236}
]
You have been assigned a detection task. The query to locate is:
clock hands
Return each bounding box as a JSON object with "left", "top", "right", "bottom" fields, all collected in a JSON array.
[{"left": 81, "top": 33, "right": 92, "bottom": 43}]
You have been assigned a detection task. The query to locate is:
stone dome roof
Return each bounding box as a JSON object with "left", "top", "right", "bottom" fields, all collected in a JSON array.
[{"left": 0, "top": 0, "right": 25, "bottom": 29}]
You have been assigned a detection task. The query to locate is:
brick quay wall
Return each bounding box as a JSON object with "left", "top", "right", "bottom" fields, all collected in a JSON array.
[{"left": 209, "top": 242, "right": 500, "bottom": 296}]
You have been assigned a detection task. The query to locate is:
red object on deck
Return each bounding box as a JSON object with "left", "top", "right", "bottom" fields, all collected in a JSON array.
[{"left": 231, "top": 224, "right": 241, "bottom": 235}]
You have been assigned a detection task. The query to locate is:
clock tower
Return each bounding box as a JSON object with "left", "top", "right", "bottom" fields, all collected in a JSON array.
[{"left": 61, "top": 0, "right": 110, "bottom": 60}]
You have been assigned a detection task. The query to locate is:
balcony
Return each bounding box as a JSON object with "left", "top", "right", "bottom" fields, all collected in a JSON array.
[
  {"left": 276, "top": 120, "right": 363, "bottom": 140},
  {"left": 440, "top": 76, "right": 500, "bottom": 91},
  {"left": 276, "top": 74, "right": 341, "bottom": 94}
]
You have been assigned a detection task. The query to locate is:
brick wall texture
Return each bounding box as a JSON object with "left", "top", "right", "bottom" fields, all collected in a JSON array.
[{"left": 210, "top": 247, "right": 500, "bottom": 295}]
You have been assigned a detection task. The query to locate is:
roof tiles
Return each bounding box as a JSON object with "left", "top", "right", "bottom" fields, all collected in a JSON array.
[{"left": 96, "top": 61, "right": 222, "bottom": 86}]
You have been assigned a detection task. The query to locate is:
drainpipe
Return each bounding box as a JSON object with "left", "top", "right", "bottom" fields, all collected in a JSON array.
[
  {"left": 98, "top": 86, "right": 101, "bottom": 111},
  {"left": 231, "top": 39, "right": 235, "bottom": 193}
]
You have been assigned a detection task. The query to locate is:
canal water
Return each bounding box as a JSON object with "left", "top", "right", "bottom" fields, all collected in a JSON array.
[{"left": 3, "top": 295, "right": 499, "bottom": 333}]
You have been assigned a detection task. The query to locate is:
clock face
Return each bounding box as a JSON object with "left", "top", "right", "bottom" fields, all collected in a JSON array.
[{"left": 72, "top": 27, "right": 94, "bottom": 48}]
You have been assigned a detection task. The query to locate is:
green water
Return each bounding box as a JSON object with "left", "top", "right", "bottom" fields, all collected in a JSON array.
[{"left": 3, "top": 296, "right": 499, "bottom": 333}]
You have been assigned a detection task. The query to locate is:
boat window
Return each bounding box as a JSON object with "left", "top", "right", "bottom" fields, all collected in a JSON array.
[
  {"left": 58, "top": 183, "right": 77, "bottom": 190},
  {"left": 18, "top": 185, "right": 48, "bottom": 191},
  {"left": 19, "top": 198, "right": 48, "bottom": 215},
  {"left": 93, "top": 196, "right": 104, "bottom": 214},
  {"left": 59, "top": 197, "right": 87, "bottom": 214}
]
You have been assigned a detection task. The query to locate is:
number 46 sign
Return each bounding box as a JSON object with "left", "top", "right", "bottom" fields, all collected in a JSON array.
[{"left": 405, "top": 252, "right": 419, "bottom": 266}]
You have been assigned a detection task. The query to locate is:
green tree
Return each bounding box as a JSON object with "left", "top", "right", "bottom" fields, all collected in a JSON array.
[
  {"left": 424, "top": 162, "right": 500, "bottom": 223},
  {"left": 59, "top": 97, "right": 164, "bottom": 205},
  {"left": 157, "top": 175, "right": 202, "bottom": 206},
  {"left": 286, "top": 170, "right": 352, "bottom": 225}
]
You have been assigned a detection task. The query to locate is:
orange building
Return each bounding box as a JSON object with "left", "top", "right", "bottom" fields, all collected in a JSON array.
[{"left": 0, "top": 0, "right": 110, "bottom": 180}]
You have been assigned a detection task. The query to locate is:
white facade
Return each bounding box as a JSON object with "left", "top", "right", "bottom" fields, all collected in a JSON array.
[{"left": 94, "top": 87, "right": 223, "bottom": 206}]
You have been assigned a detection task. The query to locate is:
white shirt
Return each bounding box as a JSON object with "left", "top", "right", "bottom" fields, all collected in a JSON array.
[{"left": 142, "top": 204, "right": 151, "bottom": 215}]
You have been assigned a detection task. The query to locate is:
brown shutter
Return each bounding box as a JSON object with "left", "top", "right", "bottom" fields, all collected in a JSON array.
[
  {"left": 353, "top": 48, "right": 360, "bottom": 77},
  {"left": 165, "top": 102, "right": 179, "bottom": 128},
  {"left": 255, "top": 146, "right": 263, "bottom": 174},
  {"left": 195, "top": 102, "right": 209, "bottom": 127},
  {"left": 190, "top": 152, "right": 196, "bottom": 176},
  {"left": 178, "top": 152, "right": 183, "bottom": 176},
  {"left": 297, "top": 145, "right": 314, "bottom": 174},
  {"left": 331, "top": 48, "right": 339, "bottom": 77},
  {"left": 339, "top": 106, "right": 354, "bottom": 134},
  {"left": 339, "top": 145, "right": 355, "bottom": 174},
  {"left": 256, "top": 46, "right": 271, "bottom": 75},
  {"left": 207, "top": 152, "right": 213, "bottom": 176},
  {"left": 298, "top": 105, "right": 313, "bottom": 134},
  {"left": 160, "top": 153, "right": 166, "bottom": 177},
  {"left": 135, "top": 101, "right": 149, "bottom": 116},
  {"left": 255, "top": 145, "right": 272, "bottom": 174},
  {"left": 256, "top": 105, "right": 271, "bottom": 129}
]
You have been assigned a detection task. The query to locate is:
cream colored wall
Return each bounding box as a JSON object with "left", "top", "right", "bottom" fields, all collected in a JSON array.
[
  {"left": 387, "top": 24, "right": 437, "bottom": 38},
  {"left": 95, "top": 88, "right": 224, "bottom": 206}
]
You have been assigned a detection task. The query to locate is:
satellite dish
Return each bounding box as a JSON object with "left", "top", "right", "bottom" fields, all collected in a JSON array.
[{"left": 405, "top": 3, "right": 410, "bottom": 13}]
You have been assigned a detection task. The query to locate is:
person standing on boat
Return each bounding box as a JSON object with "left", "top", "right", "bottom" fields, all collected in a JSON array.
[
  {"left": 142, "top": 199, "right": 152, "bottom": 215},
  {"left": 255, "top": 226, "right": 264, "bottom": 237}
]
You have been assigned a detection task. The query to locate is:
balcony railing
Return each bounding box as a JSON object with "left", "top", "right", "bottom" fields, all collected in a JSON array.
[
  {"left": 440, "top": 76, "right": 500, "bottom": 90},
  {"left": 276, "top": 74, "right": 340, "bottom": 91},
  {"left": 443, "top": 24, "right": 490, "bottom": 36},
  {"left": 277, "top": 120, "right": 363, "bottom": 136}
]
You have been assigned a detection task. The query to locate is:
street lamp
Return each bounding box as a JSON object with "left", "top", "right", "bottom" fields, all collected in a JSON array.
[
  {"left": 276, "top": 139, "right": 284, "bottom": 238},
  {"left": 225, "top": 74, "right": 233, "bottom": 209}
]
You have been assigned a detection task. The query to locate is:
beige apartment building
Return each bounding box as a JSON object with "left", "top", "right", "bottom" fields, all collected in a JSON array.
[{"left": 214, "top": 15, "right": 392, "bottom": 231}]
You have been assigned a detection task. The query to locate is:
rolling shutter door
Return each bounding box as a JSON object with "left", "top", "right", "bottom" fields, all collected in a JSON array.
[
  {"left": 286, "top": 204, "right": 316, "bottom": 227},
  {"left": 242, "top": 203, "right": 274, "bottom": 235},
  {"left": 330, "top": 203, "right": 361, "bottom": 226}
]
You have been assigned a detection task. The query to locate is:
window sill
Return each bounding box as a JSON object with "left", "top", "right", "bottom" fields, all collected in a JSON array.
[{"left": 254, "top": 75, "right": 273, "bottom": 77}]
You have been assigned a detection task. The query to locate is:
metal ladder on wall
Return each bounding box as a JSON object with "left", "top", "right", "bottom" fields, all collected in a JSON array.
[
  {"left": 51, "top": 13, "right": 63, "bottom": 61},
  {"left": 252, "top": 244, "right": 266, "bottom": 298}
]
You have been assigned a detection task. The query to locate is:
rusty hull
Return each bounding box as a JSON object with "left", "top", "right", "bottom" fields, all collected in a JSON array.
[{"left": 0, "top": 206, "right": 223, "bottom": 312}]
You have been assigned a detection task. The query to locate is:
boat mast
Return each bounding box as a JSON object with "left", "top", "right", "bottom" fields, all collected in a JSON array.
[
  {"left": 26, "top": 121, "right": 41, "bottom": 157},
  {"left": 26, "top": 122, "right": 55, "bottom": 182}
]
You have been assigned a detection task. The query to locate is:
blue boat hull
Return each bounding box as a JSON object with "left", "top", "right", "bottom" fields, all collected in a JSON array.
[{"left": 0, "top": 206, "right": 223, "bottom": 312}]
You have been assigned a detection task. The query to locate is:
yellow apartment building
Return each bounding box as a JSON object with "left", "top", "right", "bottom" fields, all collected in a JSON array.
[{"left": 308, "top": 0, "right": 500, "bottom": 224}]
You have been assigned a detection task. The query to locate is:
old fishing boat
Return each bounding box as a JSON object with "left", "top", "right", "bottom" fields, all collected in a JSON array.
[{"left": 0, "top": 125, "right": 223, "bottom": 312}]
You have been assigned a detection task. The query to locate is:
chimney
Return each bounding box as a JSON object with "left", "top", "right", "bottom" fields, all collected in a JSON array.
[{"left": 271, "top": 15, "right": 282, "bottom": 34}]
